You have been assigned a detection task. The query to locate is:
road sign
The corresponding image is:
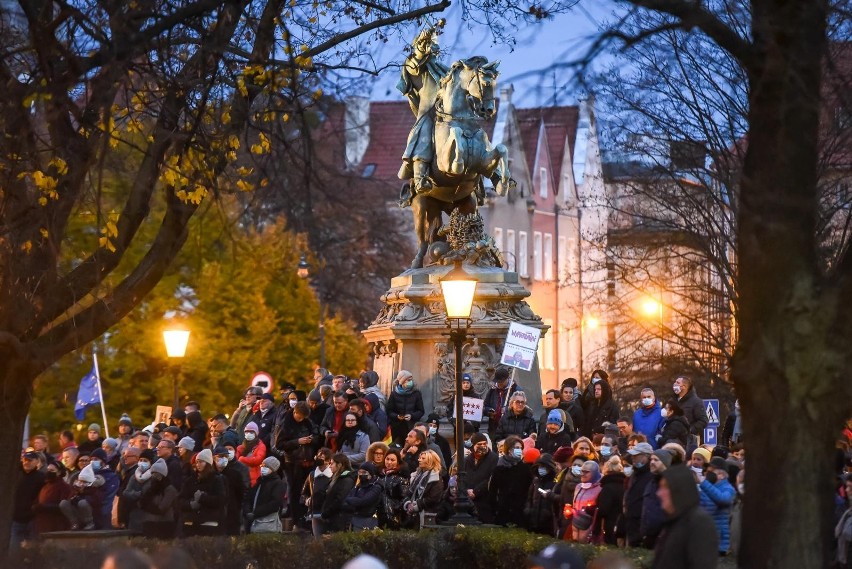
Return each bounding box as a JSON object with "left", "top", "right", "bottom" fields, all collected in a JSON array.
[
  {"left": 703, "top": 399, "right": 720, "bottom": 427},
  {"left": 500, "top": 322, "right": 541, "bottom": 372},
  {"left": 704, "top": 426, "right": 718, "bottom": 445},
  {"left": 251, "top": 371, "right": 274, "bottom": 394}
]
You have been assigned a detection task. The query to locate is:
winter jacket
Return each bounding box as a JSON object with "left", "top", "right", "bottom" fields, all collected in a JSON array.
[
  {"left": 237, "top": 439, "right": 268, "bottom": 487},
  {"left": 483, "top": 383, "right": 521, "bottom": 434},
  {"left": 250, "top": 407, "right": 276, "bottom": 449},
  {"left": 34, "top": 477, "right": 73, "bottom": 534},
  {"left": 220, "top": 460, "right": 250, "bottom": 535},
  {"left": 538, "top": 408, "right": 575, "bottom": 439},
  {"left": 633, "top": 403, "right": 665, "bottom": 449},
  {"left": 489, "top": 456, "right": 533, "bottom": 526},
  {"left": 561, "top": 400, "right": 584, "bottom": 436},
  {"left": 321, "top": 470, "right": 357, "bottom": 531},
  {"left": 343, "top": 479, "right": 384, "bottom": 518},
  {"left": 699, "top": 477, "right": 736, "bottom": 552},
  {"left": 536, "top": 429, "right": 573, "bottom": 455},
  {"left": 386, "top": 387, "right": 425, "bottom": 443},
  {"left": 525, "top": 472, "right": 558, "bottom": 535},
  {"left": 465, "top": 450, "right": 498, "bottom": 522},
  {"left": 378, "top": 469, "right": 409, "bottom": 529},
  {"left": 677, "top": 390, "right": 709, "bottom": 436},
  {"left": 652, "top": 465, "right": 718, "bottom": 569},
  {"left": 624, "top": 462, "right": 654, "bottom": 546},
  {"left": 136, "top": 476, "right": 178, "bottom": 536},
  {"left": 94, "top": 467, "right": 120, "bottom": 527},
  {"left": 572, "top": 480, "right": 603, "bottom": 539},
  {"left": 583, "top": 380, "right": 620, "bottom": 437},
  {"left": 303, "top": 468, "right": 333, "bottom": 515},
  {"left": 244, "top": 472, "right": 285, "bottom": 528},
  {"left": 273, "top": 413, "right": 317, "bottom": 464},
  {"left": 340, "top": 431, "right": 371, "bottom": 467},
  {"left": 13, "top": 468, "right": 45, "bottom": 523},
  {"left": 186, "top": 411, "right": 209, "bottom": 452},
  {"left": 179, "top": 470, "right": 226, "bottom": 532},
  {"left": 596, "top": 472, "right": 626, "bottom": 545},
  {"left": 495, "top": 407, "right": 537, "bottom": 440},
  {"left": 165, "top": 454, "right": 183, "bottom": 491},
  {"left": 658, "top": 416, "right": 690, "bottom": 448},
  {"left": 640, "top": 475, "right": 667, "bottom": 548},
  {"left": 361, "top": 383, "right": 387, "bottom": 412},
  {"left": 406, "top": 469, "right": 444, "bottom": 513}
]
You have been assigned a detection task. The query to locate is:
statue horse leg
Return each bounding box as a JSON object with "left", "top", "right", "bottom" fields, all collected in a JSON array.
[
  {"left": 486, "top": 142, "right": 515, "bottom": 196},
  {"left": 410, "top": 194, "right": 442, "bottom": 269}
]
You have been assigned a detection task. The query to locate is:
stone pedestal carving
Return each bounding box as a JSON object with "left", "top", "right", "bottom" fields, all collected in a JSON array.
[{"left": 363, "top": 263, "right": 548, "bottom": 420}]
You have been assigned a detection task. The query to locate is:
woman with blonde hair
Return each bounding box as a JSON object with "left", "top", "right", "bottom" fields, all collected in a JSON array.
[
  {"left": 403, "top": 449, "right": 444, "bottom": 529},
  {"left": 572, "top": 436, "right": 599, "bottom": 462}
]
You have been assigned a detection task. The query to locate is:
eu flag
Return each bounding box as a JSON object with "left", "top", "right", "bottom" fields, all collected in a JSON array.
[{"left": 74, "top": 361, "right": 100, "bottom": 421}]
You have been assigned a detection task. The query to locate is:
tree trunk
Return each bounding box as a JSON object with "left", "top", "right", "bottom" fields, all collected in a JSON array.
[
  {"left": 736, "top": 1, "right": 842, "bottom": 568},
  {"left": 0, "top": 353, "right": 39, "bottom": 562}
]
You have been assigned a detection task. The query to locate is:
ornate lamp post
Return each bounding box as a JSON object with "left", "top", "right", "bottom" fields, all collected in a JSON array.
[
  {"left": 439, "top": 260, "right": 478, "bottom": 524},
  {"left": 162, "top": 328, "right": 190, "bottom": 410},
  {"left": 297, "top": 253, "right": 326, "bottom": 369}
]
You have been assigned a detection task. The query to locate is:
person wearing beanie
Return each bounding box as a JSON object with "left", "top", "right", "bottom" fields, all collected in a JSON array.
[
  {"left": 640, "top": 449, "right": 674, "bottom": 549},
  {"left": 237, "top": 421, "right": 268, "bottom": 487},
  {"left": 116, "top": 415, "right": 134, "bottom": 455},
  {"left": 386, "top": 370, "right": 425, "bottom": 445},
  {"left": 213, "top": 445, "right": 250, "bottom": 536},
  {"left": 495, "top": 391, "right": 537, "bottom": 441},
  {"left": 483, "top": 366, "right": 522, "bottom": 436},
  {"left": 699, "top": 456, "right": 737, "bottom": 554},
  {"left": 243, "top": 455, "right": 285, "bottom": 533},
  {"left": 570, "top": 460, "right": 603, "bottom": 542},
  {"left": 59, "top": 464, "right": 105, "bottom": 530},
  {"left": 179, "top": 446, "right": 226, "bottom": 536},
  {"left": 88, "top": 447, "right": 120, "bottom": 528},
  {"left": 78, "top": 423, "right": 104, "bottom": 455},
  {"left": 135, "top": 458, "right": 179, "bottom": 538},
  {"left": 101, "top": 438, "right": 120, "bottom": 470},
  {"left": 424, "top": 413, "right": 452, "bottom": 467},
  {"left": 177, "top": 436, "right": 196, "bottom": 454},
  {"left": 539, "top": 389, "right": 575, "bottom": 440},
  {"left": 652, "top": 465, "right": 718, "bottom": 568},
  {"left": 489, "top": 435, "right": 533, "bottom": 527},
  {"left": 537, "top": 408, "right": 573, "bottom": 455},
  {"left": 448, "top": 372, "right": 480, "bottom": 432},
  {"left": 343, "top": 461, "right": 384, "bottom": 530},
  {"left": 463, "top": 431, "right": 498, "bottom": 523},
  {"left": 525, "top": 453, "right": 559, "bottom": 535},
  {"left": 307, "top": 388, "right": 331, "bottom": 426}
]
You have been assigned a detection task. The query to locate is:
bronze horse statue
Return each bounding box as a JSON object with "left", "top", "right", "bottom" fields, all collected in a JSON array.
[{"left": 403, "top": 56, "right": 514, "bottom": 268}]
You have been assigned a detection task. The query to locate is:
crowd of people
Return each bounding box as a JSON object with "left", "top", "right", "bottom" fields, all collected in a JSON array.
[{"left": 12, "top": 366, "right": 852, "bottom": 569}]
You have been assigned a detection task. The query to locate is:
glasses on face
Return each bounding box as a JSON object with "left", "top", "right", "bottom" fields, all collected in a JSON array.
[{"left": 345, "top": 419, "right": 357, "bottom": 424}]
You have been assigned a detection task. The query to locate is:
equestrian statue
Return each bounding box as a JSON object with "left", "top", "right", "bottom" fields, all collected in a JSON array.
[{"left": 397, "top": 24, "right": 515, "bottom": 269}]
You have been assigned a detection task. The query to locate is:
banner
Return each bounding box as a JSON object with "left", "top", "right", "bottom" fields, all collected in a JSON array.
[
  {"left": 451, "top": 396, "right": 485, "bottom": 422},
  {"left": 74, "top": 360, "right": 101, "bottom": 421},
  {"left": 500, "top": 322, "right": 541, "bottom": 371}
]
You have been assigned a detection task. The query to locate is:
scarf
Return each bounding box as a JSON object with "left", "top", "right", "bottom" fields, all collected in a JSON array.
[
  {"left": 394, "top": 382, "right": 414, "bottom": 395},
  {"left": 314, "top": 466, "right": 332, "bottom": 478},
  {"left": 497, "top": 453, "right": 521, "bottom": 468}
]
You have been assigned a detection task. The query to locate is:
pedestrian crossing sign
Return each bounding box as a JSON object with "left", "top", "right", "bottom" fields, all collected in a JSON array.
[{"left": 703, "top": 399, "right": 720, "bottom": 426}]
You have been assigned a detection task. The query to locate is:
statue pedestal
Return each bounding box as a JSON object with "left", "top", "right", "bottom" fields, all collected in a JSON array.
[{"left": 362, "top": 264, "right": 548, "bottom": 421}]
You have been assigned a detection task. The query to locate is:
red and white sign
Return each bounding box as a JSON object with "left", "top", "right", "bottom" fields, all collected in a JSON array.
[{"left": 250, "top": 371, "right": 274, "bottom": 394}]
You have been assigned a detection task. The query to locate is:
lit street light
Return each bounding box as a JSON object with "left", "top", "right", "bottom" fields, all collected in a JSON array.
[
  {"left": 163, "top": 328, "right": 190, "bottom": 410},
  {"left": 439, "top": 260, "right": 478, "bottom": 525}
]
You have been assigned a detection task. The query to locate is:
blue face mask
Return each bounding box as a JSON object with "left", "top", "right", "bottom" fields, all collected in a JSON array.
[
  {"left": 512, "top": 448, "right": 523, "bottom": 459},
  {"left": 600, "top": 446, "right": 612, "bottom": 457},
  {"left": 464, "top": 440, "right": 472, "bottom": 448},
  {"left": 537, "top": 467, "right": 548, "bottom": 477},
  {"left": 428, "top": 426, "right": 437, "bottom": 436}
]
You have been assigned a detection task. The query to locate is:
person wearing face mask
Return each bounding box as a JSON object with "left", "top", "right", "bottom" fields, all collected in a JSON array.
[
  {"left": 34, "top": 461, "right": 73, "bottom": 534},
  {"left": 88, "top": 448, "right": 120, "bottom": 528},
  {"left": 698, "top": 456, "right": 736, "bottom": 555},
  {"left": 136, "top": 458, "right": 179, "bottom": 538},
  {"left": 321, "top": 453, "right": 358, "bottom": 532},
  {"left": 250, "top": 393, "right": 276, "bottom": 449},
  {"left": 343, "top": 462, "right": 384, "bottom": 530},
  {"left": 59, "top": 464, "right": 105, "bottom": 530},
  {"left": 495, "top": 392, "right": 538, "bottom": 440},
  {"left": 213, "top": 445, "right": 249, "bottom": 536},
  {"left": 672, "top": 376, "right": 709, "bottom": 450},
  {"left": 463, "top": 433, "right": 497, "bottom": 523},
  {"left": 582, "top": 378, "right": 620, "bottom": 438},
  {"left": 656, "top": 399, "right": 690, "bottom": 448},
  {"left": 623, "top": 442, "right": 655, "bottom": 547},
  {"left": 303, "top": 448, "right": 335, "bottom": 536},
  {"left": 386, "top": 370, "right": 425, "bottom": 445},
  {"left": 598, "top": 435, "right": 619, "bottom": 463},
  {"left": 524, "top": 453, "right": 559, "bottom": 535},
  {"left": 243, "top": 456, "right": 285, "bottom": 534},
  {"left": 425, "top": 413, "right": 453, "bottom": 467},
  {"left": 571, "top": 460, "right": 603, "bottom": 543},
  {"left": 121, "top": 449, "right": 156, "bottom": 531},
  {"left": 273, "top": 400, "right": 318, "bottom": 524},
  {"left": 115, "top": 446, "right": 142, "bottom": 528},
  {"left": 641, "top": 449, "right": 673, "bottom": 549},
  {"left": 634, "top": 388, "right": 665, "bottom": 449},
  {"left": 237, "top": 422, "right": 268, "bottom": 487},
  {"left": 489, "top": 435, "right": 533, "bottom": 527},
  {"left": 553, "top": 453, "right": 588, "bottom": 539}
]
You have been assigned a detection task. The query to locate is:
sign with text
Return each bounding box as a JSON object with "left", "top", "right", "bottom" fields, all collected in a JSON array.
[
  {"left": 451, "top": 397, "right": 484, "bottom": 422},
  {"left": 704, "top": 427, "right": 718, "bottom": 445},
  {"left": 154, "top": 405, "right": 172, "bottom": 426},
  {"left": 500, "top": 322, "right": 541, "bottom": 372}
]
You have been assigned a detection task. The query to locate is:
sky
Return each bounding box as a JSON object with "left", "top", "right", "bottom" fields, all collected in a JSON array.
[{"left": 365, "top": 2, "right": 617, "bottom": 108}]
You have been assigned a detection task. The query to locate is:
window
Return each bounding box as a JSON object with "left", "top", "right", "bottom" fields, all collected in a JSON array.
[
  {"left": 558, "top": 236, "right": 567, "bottom": 281},
  {"left": 539, "top": 167, "right": 548, "bottom": 199},
  {"left": 518, "top": 232, "right": 528, "bottom": 277},
  {"left": 493, "top": 227, "right": 503, "bottom": 253},
  {"left": 533, "top": 232, "right": 543, "bottom": 280},
  {"left": 543, "top": 319, "right": 554, "bottom": 370},
  {"left": 544, "top": 233, "right": 553, "bottom": 281},
  {"left": 506, "top": 230, "right": 516, "bottom": 272}
]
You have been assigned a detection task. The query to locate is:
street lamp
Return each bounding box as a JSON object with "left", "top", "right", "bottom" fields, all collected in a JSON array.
[
  {"left": 297, "top": 253, "right": 326, "bottom": 369},
  {"left": 639, "top": 293, "right": 664, "bottom": 368},
  {"left": 163, "top": 328, "right": 190, "bottom": 410},
  {"left": 439, "top": 260, "right": 478, "bottom": 525}
]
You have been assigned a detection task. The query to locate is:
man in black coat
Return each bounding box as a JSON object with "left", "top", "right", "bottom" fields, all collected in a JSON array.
[
  {"left": 624, "top": 442, "right": 655, "bottom": 547},
  {"left": 652, "top": 464, "right": 719, "bottom": 569},
  {"left": 213, "top": 445, "right": 250, "bottom": 536},
  {"left": 673, "top": 376, "right": 709, "bottom": 446},
  {"left": 12, "top": 452, "right": 45, "bottom": 548},
  {"left": 464, "top": 433, "right": 498, "bottom": 523}
]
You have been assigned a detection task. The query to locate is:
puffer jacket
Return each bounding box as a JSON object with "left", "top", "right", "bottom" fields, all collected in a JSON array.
[
  {"left": 699, "top": 477, "right": 736, "bottom": 552},
  {"left": 495, "top": 407, "right": 537, "bottom": 440}
]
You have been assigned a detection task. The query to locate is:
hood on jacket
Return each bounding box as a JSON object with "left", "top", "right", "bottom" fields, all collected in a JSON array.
[
  {"left": 661, "top": 464, "right": 699, "bottom": 519},
  {"left": 590, "top": 378, "right": 614, "bottom": 405},
  {"left": 187, "top": 411, "right": 205, "bottom": 429},
  {"left": 535, "top": 453, "right": 557, "bottom": 473},
  {"left": 360, "top": 371, "right": 380, "bottom": 389}
]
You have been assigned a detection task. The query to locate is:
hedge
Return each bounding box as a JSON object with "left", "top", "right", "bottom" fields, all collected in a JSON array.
[{"left": 16, "top": 527, "right": 656, "bottom": 569}]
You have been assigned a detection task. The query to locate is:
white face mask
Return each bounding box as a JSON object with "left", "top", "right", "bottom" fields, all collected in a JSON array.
[
  {"left": 571, "top": 465, "right": 582, "bottom": 476},
  {"left": 289, "top": 400, "right": 297, "bottom": 408},
  {"left": 260, "top": 467, "right": 271, "bottom": 477},
  {"left": 660, "top": 408, "right": 669, "bottom": 418},
  {"left": 227, "top": 450, "right": 235, "bottom": 460},
  {"left": 138, "top": 461, "right": 150, "bottom": 472},
  {"left": 641, "top": 397, "right": 654, "bottom": 407},
  {"left": 592, "top": 376, "right": 601, "bottom": 384},
  {"left": 737, "top": 483, "right": 745, "bottom": 495},
  {"left": 623, "top": 466, "right": 634, "bottom": 477},
  {"left": 428, "top": 426, "right": 437, "bottom": 436},
  {"left": 90, "top": 460, "right": 102, "bottom": 470},
  {"left": 216, "top": 458, "right": 228, "bottom": 469},
  {"left": 244, "top": 432, "right": 256, "bottom": 441},
  {"left": 673, "top": 384, "right": 682, "bottom": 395}
]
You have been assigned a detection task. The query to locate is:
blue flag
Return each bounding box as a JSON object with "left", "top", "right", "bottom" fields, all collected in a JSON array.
[{"left": 74, "top": 360, "right": 101, "bottom": 421}]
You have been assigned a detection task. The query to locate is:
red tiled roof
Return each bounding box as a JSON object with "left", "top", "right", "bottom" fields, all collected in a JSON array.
[
  {"left": 514, "top": 106, "right": 579, "bottom": 192},
  {"left": 358, "top": 101, "right": 412, "bottom": 182}
]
